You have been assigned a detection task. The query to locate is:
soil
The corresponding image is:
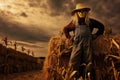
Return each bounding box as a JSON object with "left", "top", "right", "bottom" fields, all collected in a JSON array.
[{"left": 0, "top": 70, "right": 42, "bottom": 80}]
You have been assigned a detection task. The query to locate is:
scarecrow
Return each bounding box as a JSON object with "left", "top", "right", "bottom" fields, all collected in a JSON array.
[{"left": 63, "top": 3, "right": 105, "bottom": 79}]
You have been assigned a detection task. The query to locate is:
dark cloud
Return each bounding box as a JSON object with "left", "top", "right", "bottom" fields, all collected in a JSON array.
[
  {"left": 46, "top": 0, "right": 74, "bottom": 16},
  {"left": 47, "top": 0, "right": 66, "bottom": 10},
  {"left": 20, "top": 12, "right": 28, "bottom": 17},
  {"left": 0, "top": 17, "right": 50, "bottom": 43},
  {"left": 87, "top": 0, "right": 120, "bottom": 33}
]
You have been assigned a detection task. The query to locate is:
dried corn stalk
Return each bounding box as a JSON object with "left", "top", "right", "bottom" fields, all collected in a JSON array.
[{"left": 43, "top": 34, "right": 120, "bottom": 80}]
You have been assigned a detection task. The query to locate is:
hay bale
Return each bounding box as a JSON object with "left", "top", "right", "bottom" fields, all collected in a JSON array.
[
  {"left": 43, "top": 34, "right": 120, "bottom": 80},
  {"left": 92, "top": 34, "right": 120, "bottom": 80},
  {"left": 93, "top": 34, "right": 120, "bottom": 61}
]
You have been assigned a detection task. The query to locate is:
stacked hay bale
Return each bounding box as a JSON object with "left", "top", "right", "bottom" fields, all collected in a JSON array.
[{"left": 43, "top": 36, "right": 61, "bottom": 80}]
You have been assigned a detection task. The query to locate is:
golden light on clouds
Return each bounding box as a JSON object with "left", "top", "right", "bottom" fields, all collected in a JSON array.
[
  {"left": 0, "top": 0, "right": 70, "bottom": 57},
  {"left": 0, "top": 0, "right": 119, "bottom": 57},
  {"left": 0, "top": 2, "right": 4, "bottom": 8}
]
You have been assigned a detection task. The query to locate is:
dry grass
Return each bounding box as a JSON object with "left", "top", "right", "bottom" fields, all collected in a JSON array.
[{"left": 43, "top": 34, "right": 120, "bottom": 80}]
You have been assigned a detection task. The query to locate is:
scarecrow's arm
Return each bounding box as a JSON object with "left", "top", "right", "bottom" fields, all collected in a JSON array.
[
  {"left": 63, "top": 21, "right": 75, "bottom": 39},
  {"left": 90, "top": 19, "right": 105, "bottom": 37}
]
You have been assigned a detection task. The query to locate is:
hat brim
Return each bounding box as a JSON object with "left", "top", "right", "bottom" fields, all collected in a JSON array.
[{"left": 71, "top": 8, "right": 90, "bottom": 15}]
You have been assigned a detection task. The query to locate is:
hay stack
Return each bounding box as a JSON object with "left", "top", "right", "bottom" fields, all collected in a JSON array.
[
  {"left": 43, "top": 34, "right": 120, "bottom": 80},
  {"left": 92, "top": 35, "right": 120, "bottom": 80}
]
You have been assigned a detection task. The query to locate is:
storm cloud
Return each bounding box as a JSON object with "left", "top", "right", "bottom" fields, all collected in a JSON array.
[{"left": 0, "top": 17, "right": 50, "bottom": 42}]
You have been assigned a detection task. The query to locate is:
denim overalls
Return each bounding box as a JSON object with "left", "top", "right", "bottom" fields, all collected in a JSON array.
[{"left": 69, "top": 24, "right": 93, "bottom": 78}]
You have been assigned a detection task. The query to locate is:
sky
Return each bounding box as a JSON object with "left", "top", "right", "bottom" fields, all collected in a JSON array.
[{"left": 0, "top": 0, "right": 119, "bottom": 57}]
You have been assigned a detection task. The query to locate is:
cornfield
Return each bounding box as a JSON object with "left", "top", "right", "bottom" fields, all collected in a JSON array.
[
  {"left": 42, "top": 33, "right": 120, "bottom": 80},
  {"left": 0, "top": 44, "right": 42, "bottom": 74}
]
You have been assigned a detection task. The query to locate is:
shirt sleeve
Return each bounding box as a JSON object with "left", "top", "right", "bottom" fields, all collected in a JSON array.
[
  {"left": 90, "top": 19, "right": 105, "bottom": 36},
  {"left": 63, "top": 21, "right": 75, "bottom": 39}
]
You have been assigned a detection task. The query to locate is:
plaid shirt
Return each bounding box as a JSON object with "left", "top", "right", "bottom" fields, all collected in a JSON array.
[{"left": 63, "top": 18, "right": 105, "bottom": 39}]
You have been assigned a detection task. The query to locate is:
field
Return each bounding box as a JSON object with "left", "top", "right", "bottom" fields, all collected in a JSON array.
[
  {"left": 0, "top": 45, "right": 43, "bottom": 80},
  {"left": 0, "top": 41, "right": 44, "bottom": 78}
]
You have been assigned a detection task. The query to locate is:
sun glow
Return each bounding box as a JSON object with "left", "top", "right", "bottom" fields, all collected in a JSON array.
[
  {"left": 0, "top": 2, "right": 6, "bottom": 10},
  {"left": 0, "top": 1, "right": 19, "bottom": 14}
]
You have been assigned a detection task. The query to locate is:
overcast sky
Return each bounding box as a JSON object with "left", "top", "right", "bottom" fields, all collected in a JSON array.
[{"left": 0, "top": 0, "right": 119, "bottom": 57}]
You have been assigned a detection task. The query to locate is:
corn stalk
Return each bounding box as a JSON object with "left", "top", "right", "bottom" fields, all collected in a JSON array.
[{"left": 111, "top": 60, "right": 118, "bottom": 80}]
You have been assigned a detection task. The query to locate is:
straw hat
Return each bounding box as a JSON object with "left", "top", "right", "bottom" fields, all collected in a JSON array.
[{"left": 71, "top": 3, "right": 90, "bottom": 15}]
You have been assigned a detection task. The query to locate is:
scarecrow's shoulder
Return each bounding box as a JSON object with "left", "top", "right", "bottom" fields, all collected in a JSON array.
[
  {"left": 90, "top": 18, "right": 99, "bottom": 23},
  {"left": 89, "top": 18, "right": 103, "bottom": 24}
]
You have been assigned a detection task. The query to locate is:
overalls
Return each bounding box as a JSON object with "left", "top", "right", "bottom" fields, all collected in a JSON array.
[{"left": 69, "top": 24, "right": 93, "bottom": 79}]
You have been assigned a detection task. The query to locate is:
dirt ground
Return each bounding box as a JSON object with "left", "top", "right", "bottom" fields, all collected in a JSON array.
[{"left": 0, "top": 70, "right": 42, "bottom": 80}]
